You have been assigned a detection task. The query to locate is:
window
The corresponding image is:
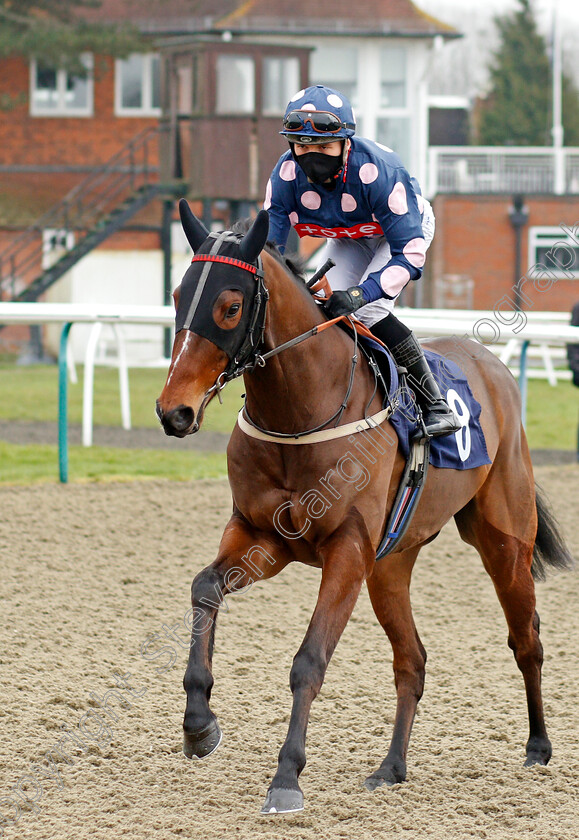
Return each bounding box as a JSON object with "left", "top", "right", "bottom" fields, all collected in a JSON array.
[
  {"left": 177, "top": 65, "right": 193, "bottom": 115},
  {"left": 309, "top": 47, "right": 358, "bottom": 108},
  {"left": 262, "top": 57, "right": 299, "bottom": 115},
  {"left": 31, "top": 54, "right": 93, "bottom": 116},
  {"left": 529, "top": 227, "right": 579, "bottom": 278},
  {"left": 42, "top": 229, "right": 75, "bottom": 270},
  {"left": 216, "top": 55, "right": 255, "bottom": 114},
  {"left": 376, "top": 117, "right": 410, "bottom": 167},
  {"left": 380, "top": 47, "right": 406, "bottom": 108},
  {"left": 376, "top": 46, "right": 410, "bottom": 167},
  {"left": 116, "top": 54, "right": 161, "bottom": 116}
]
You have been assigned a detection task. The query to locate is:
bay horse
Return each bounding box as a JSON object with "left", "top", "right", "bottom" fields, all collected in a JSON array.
[{"left": 156, "top": 201, "right": 572, "bottom": 815}]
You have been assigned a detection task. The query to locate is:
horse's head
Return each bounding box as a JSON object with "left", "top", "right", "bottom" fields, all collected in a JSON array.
[{"left": 156, "top": 200, "right": 270, "bottom": 437}]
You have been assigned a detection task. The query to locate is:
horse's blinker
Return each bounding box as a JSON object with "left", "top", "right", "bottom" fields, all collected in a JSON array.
[{"left": 175, "top": 231, "right": 268, "bottom": 378}]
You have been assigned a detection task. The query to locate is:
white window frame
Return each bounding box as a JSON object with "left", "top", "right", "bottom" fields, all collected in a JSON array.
[
  {"left": 30, "top": 54, "right": 94, "bottom": 117},
  {"left": 307, "top": 40, "right": 412, "bottom": 159},
  {"left": 528, "top": 227, "right": 579, "bottom": 279},
  {"left": 115, "top": 53, "right": 161, "bottom": 117},
  {"left": 369, "top": 44, "right": 412, "bottom": 167},
  {"left": 216, "top": 55, "right": 255, "bottom": 114},
  {"left": 262, "top": 56, "right": 300, "bottom": 116},
  {"left": 309, "top": 45, "right": 358, "bottom": 110},
  {"left": 378, "top": 45, "right": 407, "bottom": 110},
  {"left": 305, "top": 36, "right": 429, "bottom": 182}
]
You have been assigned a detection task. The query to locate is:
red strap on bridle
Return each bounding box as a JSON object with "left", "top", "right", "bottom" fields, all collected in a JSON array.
[{"left": 191, "top": 254, "right": 258, "bottom": 274}]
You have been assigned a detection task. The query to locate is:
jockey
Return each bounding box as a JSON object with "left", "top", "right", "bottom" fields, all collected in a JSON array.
[{"left": 264, "top": 84, "right": 460, "bottom": 439}]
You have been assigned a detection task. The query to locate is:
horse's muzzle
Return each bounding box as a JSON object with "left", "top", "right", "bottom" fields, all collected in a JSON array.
[{"left": 156, "top": 401, "right": 197, "bottom": 437}]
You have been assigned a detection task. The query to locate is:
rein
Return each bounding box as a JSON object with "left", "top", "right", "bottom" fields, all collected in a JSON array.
[
  {"left": 192, "top": 249, "right": 392, "bottom": 443},
  {"left": 241, "top": 319, "right": 360, "bottom": 439}
]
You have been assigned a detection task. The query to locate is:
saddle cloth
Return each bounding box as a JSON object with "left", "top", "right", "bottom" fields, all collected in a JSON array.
[{"left": 353, "top": 328, "right": 491, "bottom": 471}]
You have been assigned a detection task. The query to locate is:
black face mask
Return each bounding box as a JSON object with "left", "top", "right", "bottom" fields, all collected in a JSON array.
[
  {"left": 295, "top": 151, "right": 343, "bottom": 186},
  {"left": 175, "top": 235, "right": 257, "bottom": 360}
]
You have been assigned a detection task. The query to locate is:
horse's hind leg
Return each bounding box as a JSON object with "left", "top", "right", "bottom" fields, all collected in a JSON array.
[
  {"left": 364, "top": 546, "right": 425, "bottom": 788},
  {"left": 182, "top": 513, "right": 289, "bottom": 760},
  {"left": 454, "top": 466, "right": 551, "bottom": 767}
]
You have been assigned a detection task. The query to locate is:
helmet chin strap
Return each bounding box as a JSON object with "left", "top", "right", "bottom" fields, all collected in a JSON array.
[{"left": 340, "top": 138, "right": 351, "bottom": 182}]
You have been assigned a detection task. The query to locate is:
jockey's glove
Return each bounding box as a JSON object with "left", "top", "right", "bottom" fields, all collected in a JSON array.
[
  {"left": 323, "top": 286, "right": 368, "bottom": 318},
  {"left": 323, "top": 276, "right": 384, "bottom": 318}
]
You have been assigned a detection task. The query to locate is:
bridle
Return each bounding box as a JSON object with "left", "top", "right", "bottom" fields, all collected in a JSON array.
[
  {"left": 190, "top": 251, "right": 269, "bottom": 386},
  {"left": 185, "top": 246, "right": 391, "bottom": 441}
]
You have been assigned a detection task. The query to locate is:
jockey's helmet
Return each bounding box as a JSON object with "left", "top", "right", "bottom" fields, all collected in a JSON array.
[{"left": 280, "top": 85, "right": 356, "bottom": 145}]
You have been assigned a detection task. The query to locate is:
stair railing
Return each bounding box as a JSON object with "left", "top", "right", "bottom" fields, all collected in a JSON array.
[{"left": 0, "top": 126, "right": 161, "bottom": 301}]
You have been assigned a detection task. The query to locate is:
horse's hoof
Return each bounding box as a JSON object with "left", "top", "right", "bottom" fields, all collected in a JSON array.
[
  {"left": 183, "top": 719, "right": 222, "bottom": 759},
  {"left": 364, "top": 764, "right": 406, "bottom": 790},
  {"left": 524, "top": 750, "right": 551, "bottom": 767},
  {"left": 260, "top": 787, "right": 304, "bottom": 815},
  {"left": 524, "top": 737, "right": 552, "bottom": 767}
]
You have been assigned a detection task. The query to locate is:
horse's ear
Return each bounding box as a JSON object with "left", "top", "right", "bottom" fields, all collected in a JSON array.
[
  {"left": 179, "top": 198, "right": 209, "bottom": 252},
  {"left": 239, "top": 210, "right": 269, "bottom": 263}
]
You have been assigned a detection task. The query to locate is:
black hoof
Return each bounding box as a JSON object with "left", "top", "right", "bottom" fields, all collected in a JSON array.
[
  {"left": 183, "top": 719, "right": 222, "bottom": 759},
  {"left": 261, "top": 787, "right": 304, "bottom": 815},
  {"left": 364, "top": 762, "right": 406, "bottom": 790},
  {"left": 524, "top": 737, "right": 552, "bottom": 767}
]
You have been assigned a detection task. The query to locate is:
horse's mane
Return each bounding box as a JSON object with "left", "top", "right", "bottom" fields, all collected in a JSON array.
[{"left": 230, "top": 218, "right": 308, "bottom": 287}]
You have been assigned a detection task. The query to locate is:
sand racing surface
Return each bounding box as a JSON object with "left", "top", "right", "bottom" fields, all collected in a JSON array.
[{"left": 1, "top": 464, "right": 578, "bottom": 840}]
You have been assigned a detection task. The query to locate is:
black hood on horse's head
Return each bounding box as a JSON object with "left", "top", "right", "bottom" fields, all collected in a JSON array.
[
  {"left": 179, "top": 198, "right": 209, "bottom": 251},
  {"left": 175, "top": 237, "right": 253, "bottom": 340},
  {"left": 238, "top": 210, "right": 269, "bottom": 263},
  {"left": 174, "top": 207, "right": 270, "bottom": 362}
]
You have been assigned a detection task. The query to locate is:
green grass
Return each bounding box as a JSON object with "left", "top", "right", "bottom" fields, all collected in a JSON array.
[
  {"left": 0, "top": 360, "right": 577, "bottom": 484},
  {"left": 0, "top": 441, "right": 226, "bottom": 484},
  {"left": 524, "top": 378, "right": 578, "bottom": 451},
  {"left": 0, "top": 360, "right": 245, "bottom": 433},
  {"left": 0, "top": 360, "right": 238, "bottom": 484}
]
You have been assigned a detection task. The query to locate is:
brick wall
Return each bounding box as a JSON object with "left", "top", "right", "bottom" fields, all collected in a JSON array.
[
  {"left": 0, "top": 55, "right": 158, "bottom": 168},
  {"left": 430, "top": 194, "right": 579, "bottom": 313}
]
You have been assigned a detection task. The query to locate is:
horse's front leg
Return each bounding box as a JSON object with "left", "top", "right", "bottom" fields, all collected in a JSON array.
[
  {"left": 262, "top": 510, "right": 373, "bottom": 815},
  {"left": 183, "top": 513, "right": 288, "bottom": 759}
]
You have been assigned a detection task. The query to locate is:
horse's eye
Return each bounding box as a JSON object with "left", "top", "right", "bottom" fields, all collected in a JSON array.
[{"left": 226, "top": 303, "right": 241, "bottom": 318}]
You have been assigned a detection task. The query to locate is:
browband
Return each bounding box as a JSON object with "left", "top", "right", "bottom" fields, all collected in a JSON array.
[{"left": 191, "top": 254, "right": 263, "bottom": 276}]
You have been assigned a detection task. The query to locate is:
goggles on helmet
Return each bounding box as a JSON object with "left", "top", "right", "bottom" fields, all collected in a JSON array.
[{"left": 282, "top": 110, "right": 354, "bottom": 135}]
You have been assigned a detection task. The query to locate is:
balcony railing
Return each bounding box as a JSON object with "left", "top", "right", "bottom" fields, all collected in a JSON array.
[{"left": 427, "top": 146, "right": 579, "bottom": 197}]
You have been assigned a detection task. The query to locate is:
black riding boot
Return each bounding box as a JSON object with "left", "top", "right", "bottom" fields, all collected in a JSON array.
[{"left": 370, "top": 314, "right": 461, "bottom": 438}]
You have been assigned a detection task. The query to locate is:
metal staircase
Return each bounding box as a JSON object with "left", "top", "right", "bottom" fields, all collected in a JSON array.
[{"left": 0, "top": 126, "right": 178, "bottom": 303}]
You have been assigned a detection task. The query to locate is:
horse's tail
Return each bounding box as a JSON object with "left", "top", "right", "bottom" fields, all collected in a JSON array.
[{"left": 531, "top": 483, "right": 575, "bottom": 581}]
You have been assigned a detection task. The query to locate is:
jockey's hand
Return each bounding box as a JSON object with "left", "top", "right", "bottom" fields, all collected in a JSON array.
[{"left": 323, "top": 286, "right": 367, "bottom": 319}]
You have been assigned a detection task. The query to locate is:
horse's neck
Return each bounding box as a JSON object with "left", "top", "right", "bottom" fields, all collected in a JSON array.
[{"left": 242, "top": 254, "right": 365, "bottom": 433}]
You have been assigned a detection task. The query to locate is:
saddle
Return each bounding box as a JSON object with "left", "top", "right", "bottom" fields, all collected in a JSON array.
[
  {"left": 309, "top": 273, "right": 490, "bottom": 558},
  {"left": 334, "top": 317, "right": 430, "bottom": 558}
]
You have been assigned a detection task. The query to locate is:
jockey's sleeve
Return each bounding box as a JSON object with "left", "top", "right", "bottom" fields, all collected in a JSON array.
[
  {"left": 263, "top": 168, "right": 292, "bottom": 253},
  {"left": 266, "top": 203, "right": 291, "bottom": 253},
  {"left": 359, "top": 168, "right": 427, "bottom": 302}
]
